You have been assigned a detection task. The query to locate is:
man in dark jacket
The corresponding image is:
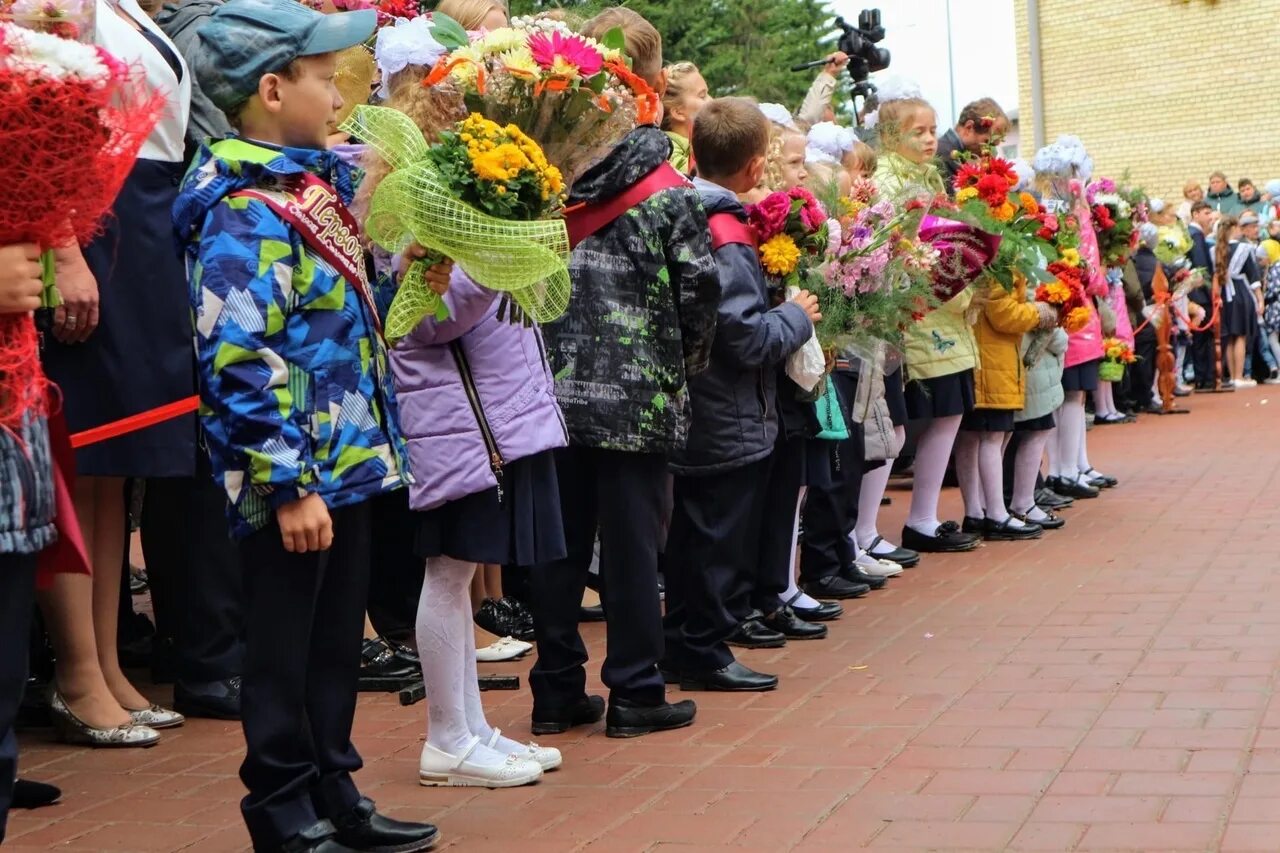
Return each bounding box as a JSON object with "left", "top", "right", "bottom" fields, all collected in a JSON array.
[
  {"left": 935, "top": 98, "right": 1009, "bottom": 194},
  {"left": 661, "top": 97, "right": 818, "bottom": 693},
  {"left": 1205, "top": 171, "right": 1239, "bottom": 215},
  {"left": 530, "top": 8, "right": 718, "bottom": 739},
  {"left": 1187, "top": 201, "right": 1217, "bottom": 388}
]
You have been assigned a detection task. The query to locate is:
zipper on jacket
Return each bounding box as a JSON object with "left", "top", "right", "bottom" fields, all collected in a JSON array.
[
  {"left": 533, "top": 326, "right": 570, "bottom": 443},
  {"left": 450, "top": 341, "right": 506, "bottom": 503}
]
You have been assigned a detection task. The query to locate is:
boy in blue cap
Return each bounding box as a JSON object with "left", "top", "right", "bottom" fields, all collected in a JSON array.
[{"left": 174, "top": 1, "right": 449, "bottom": 850}]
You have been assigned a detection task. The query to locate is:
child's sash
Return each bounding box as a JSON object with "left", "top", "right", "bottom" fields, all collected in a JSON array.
[
  {"left": 708, "top": 212, "right": 758, "bottom": 250},
  {"left": 232, "top": 173, "right": 383, "bottom": 337},
  {"left": 566, "top": 162, "right": 689, "bottom": 249}
]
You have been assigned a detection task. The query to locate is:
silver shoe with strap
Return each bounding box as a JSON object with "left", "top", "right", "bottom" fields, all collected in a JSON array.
[
  {"left": 127, "top": 703, "right": 185, "bottom": 730},
  {"left": 49, "top": 692, "right": 161, "bottom": 748}
]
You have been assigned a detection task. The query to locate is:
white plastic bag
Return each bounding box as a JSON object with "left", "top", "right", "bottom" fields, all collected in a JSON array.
[{"left": 785, "top": 286, "right": 825, "bottom": 392}]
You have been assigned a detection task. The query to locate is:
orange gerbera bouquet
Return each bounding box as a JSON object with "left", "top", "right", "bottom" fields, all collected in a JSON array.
[
  {"left": 1034, "top": 211, "right": 1092, "bottom": 333},
  {"left": 423, "top": 15, "right": 659, "bottom": 184},
  {"left": 949, "top": 154, "right": 1056, "bottom": 290}
]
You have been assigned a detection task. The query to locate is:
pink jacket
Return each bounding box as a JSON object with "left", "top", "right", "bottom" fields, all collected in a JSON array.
[{"left": 1065, "top": 199, "right": 1107, "bottom": 369}]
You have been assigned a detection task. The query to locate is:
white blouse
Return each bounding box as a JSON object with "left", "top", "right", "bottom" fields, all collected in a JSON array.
[{"left": 95, "top": 0, "right": 191, "bottom": 164}]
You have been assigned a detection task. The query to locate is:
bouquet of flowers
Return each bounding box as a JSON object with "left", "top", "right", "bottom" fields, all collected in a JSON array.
[
  {"left": 1100, "top": 336, "right": 1136, "bottom": 381},
  {"left": 949, "top": 154, "right": 1057, "bottom": 289},
  {"left": 0, "top": 0, "right": 93, "bottom": 40},
  {"left": 819, "top": 184, "right": 940, "bottom": 350},
  {"left": 1034, "top": 211, "right": 1092, "bottom": 333},
  {"left": 345, "top": 105, "right": 570, "bottom": 343},
  {"left": 422, "top": 16, "right": 659, "bottom": 184},
  {"left": 0, "top": 22, "right": 162, "bottom": 429},
  {"left": 1087, "top": 177, "right": 1146, "bottom": 268},
  {"left": 1154, "top": 222, "right": 1192, "bottom": 265}
]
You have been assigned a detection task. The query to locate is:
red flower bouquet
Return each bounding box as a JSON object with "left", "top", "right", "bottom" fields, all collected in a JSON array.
[
  {"left": 0, "top": 22, "right": 163, "bottom": 428},
  {"left": 950, "top": 154, "right": 1057, "bottom": 290}
]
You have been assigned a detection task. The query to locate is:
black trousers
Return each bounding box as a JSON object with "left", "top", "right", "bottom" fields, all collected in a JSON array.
[
  {"left": 1190, "top": 328, "right": 1215, "bottom": 387},
  {"left": 365, "top": 490, "right": 422, "bottom": 643},
  {"left": 1130, "top": 326, "right": 1158, "bottom": 410},
  {"left": 726, "top": 435, "right": 802, "bottom": 620},
  {"left": 0, "top": 554, "right": 38, "bottom": 844},
  {"left": 237, "top": 502, "right": 371, "bottom": 850},
  {"left": 663, "top": 456, "right": 772, "bottom": 673},
  {"left": 143, "top": 472, "right": 244, "bottom": 686},
  {"left": 799, "top": 442, "right": 865, "bottom": 584},
  {"left": 529, "top": 447, "right": 667, "bottom": 710}
]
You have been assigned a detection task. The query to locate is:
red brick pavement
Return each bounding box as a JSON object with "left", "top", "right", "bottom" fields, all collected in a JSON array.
[{"left": 7, "top": 389, "right": 1280, "bottom": 852}]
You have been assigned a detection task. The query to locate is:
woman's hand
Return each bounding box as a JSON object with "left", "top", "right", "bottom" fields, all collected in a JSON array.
[
  {"left": 52, "top": 243, "right": 100, "bottom": 343},
  {"left": 402, "top": 243, "right": 454, "bottom": 295},
  {"left": 0, "top": 243, "right": 44, "bottom": 315}
]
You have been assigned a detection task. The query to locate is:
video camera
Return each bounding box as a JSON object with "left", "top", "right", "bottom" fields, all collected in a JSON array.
[{"left": 836, "top": 9, "right": 890, "bottom": 100}]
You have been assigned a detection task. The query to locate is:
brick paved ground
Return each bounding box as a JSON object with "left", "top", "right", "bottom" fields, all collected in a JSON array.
[{"left": 6, "top": 389, "right": 1280, "bottom": 852}]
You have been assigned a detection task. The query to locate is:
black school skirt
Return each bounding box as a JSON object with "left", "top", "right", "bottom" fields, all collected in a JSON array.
[
  {"left": 905, "top": 369, "right": 975, "bottom": 419},
  {"left": 1062, "top": 359, "right": 1101, "bottom": 393},
  {"left": 960, "top": 407, "right": 1016, "bottom": 433}
]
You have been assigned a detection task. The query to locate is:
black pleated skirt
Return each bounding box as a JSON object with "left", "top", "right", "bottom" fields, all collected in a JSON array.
[
  {"left": 960, "top": 407, "right": 1016, "bottom": 433},
  {"left": 1062, "top": 359, "right": 1100, "bottom": 393},
  {"left": 905, "top": 369, "right": 975, "bottom": 419},
  {"left": 414, "top": 449, "right": 566, "bottom": 567},
  {"left": 1014, "top": 412, "right": 1056, "bottom": 432}
]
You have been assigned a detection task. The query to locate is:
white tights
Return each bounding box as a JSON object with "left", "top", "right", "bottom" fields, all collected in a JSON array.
[
  {"left": 854, "top": 425, "right": 906, "bottom": 553},
  {"left": 780, "top": 487, "right": 820, "bottom": 609},
  {"left": 1094, "top": 382, "right": 1117, "bottom": 418},
  {"left": 905, "top": 414, "right": 962, "bottom": 535},
  {"left": 955, "top": 430, "right": 1021, "bottom": 526},
  {"left": 418, "top": 556, "right": 528, "bottom": 763},
  {"left": 1011, "top": 429, "right": 1053, "bottom": 520}
]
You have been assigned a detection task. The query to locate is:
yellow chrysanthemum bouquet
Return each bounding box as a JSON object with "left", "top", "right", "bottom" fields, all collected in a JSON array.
[{"left": 345, "top": 106, "right": 571, "bottom": 343}]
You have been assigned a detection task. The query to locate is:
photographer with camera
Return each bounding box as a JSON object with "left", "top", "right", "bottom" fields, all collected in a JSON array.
[
  {"left": 936, "top": 97, "right": 1010, "bottom": 192},
  {"left": 798, "top": 51, "right": 849, "bottom": 127}
]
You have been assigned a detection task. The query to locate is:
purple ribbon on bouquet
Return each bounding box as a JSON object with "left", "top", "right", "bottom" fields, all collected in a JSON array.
[{"left": 919, "top": 215, "right": 1002, "bottom": 301}]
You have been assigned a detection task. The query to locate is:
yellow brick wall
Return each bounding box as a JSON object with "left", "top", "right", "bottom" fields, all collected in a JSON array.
[{"left": 1013, "top": 0, "right": 1280, "bottom": 204}]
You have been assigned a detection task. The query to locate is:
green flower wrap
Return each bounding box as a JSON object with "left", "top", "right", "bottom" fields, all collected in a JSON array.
[{"left": 341, "top": 105, "right": 571, "bottom": 344}]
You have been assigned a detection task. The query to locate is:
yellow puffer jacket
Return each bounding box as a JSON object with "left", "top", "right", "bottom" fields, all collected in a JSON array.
[{"left": 972, "top": 278, "right": 1042, "bottom": 410}]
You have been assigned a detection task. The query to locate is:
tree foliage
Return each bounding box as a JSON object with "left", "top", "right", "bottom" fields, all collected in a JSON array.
[{"left": 507, "top": 0, "right": 839, "bottom": 111}]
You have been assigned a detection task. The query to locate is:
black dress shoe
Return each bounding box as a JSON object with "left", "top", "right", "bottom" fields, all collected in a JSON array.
[
  {"left": 680, "top": 661, "right": 778, "bottom": 692},
  {"left": 726, "top": 619, "right": 787, "bottom": 649},
  {"left": 1046, "top": 476, "right": 1099, "bottom": 499},
  {"left": 802, "top": 574, "right": 870, "bottom": 600},
  {"left": 606, "top": 697, "right": 697, "bottom": 738},
  {"left": 173, "top": 677, "right": 242, "bottom": 720},
  {"left": 838, "top": 565, "right": 887, "bottom": 591},
  {"left": 863, "top": 536, "right": 920, "bottom": 568},
  {"left": 1080, "top": 468, "right": 1118, "bottom": 488},
  {"left": 786, "top": 593, "right": 843, "bottom": 622},
  {"left": 497, "top": 597, "right": 536, "bottom": 641},
  {"left": 983, "top": 517, "right": 1043, "bottom": 541},
  {"left": 961, "top": 516, "right": 985, "bottom": 535},
  {"left": 761, "top": 606, "right": 828, "bottom": 640},
  {"left": 658, "top": 661, "right": 682, "bottom": 684},
  {"left": 11, "top": 778, "right": 61, "bottom": 809},
  {"left": 578, "top": 604, "right": 606, "bottom": 623},
  {"left": 901, "top": 521, "right": 980, "bottom": 553},
  {"left": 1035, "top": 487, "right": 1074, "bottom": 510},
  {"left": 1011, "top": 509, "right": 1065, "bottom": 530},
  {"left": 282, "top": 820, "right": 358, "bottom": 853},
  {"left": 530, "top": 694, "right": 606, "bottom": 735},
  {"left": 358, "top": 639, "right": 418, "bottom": 691},
  {"left": 333, "top": 798, "right": 439, "bottom": 852}
]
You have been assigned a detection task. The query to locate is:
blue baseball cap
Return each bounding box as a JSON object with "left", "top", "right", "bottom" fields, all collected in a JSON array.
[{"left": 194, "top": 0, "right": 377, "bottom": 113}]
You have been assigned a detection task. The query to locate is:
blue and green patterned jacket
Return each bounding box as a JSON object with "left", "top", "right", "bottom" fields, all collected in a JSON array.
[{"left": 174, "top": 138, "right": 408, "bottom": 538}]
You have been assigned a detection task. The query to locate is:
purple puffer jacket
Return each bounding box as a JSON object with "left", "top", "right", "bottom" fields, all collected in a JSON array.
[{"left": 390, "top": 270, "right": 569, "bottom": 511}]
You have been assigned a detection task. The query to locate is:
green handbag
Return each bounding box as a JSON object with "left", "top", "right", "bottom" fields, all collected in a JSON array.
[{"left": 813, "top": 375, "right": 850, "bottom": 441}]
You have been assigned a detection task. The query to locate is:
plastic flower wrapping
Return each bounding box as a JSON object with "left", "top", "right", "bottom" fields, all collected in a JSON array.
[
  {"left": 0, "top": 21, "right": 163, "bottom": 429},
  {"left": 1087, "top": 177, "right": 1148, "bottom": 268},
  {"left": 817, "top": 181, "right": 940, "bottom": 351},
  {"left": 1154, "top": 222, "right": 1192, "bottom": 266},
  {"left": 421, "top": 17, "right": 659, "bottom": 185},
  {"left": 0, "top": 0, "right": 93, "bottom": 41},
  {"left": 343, "top": 105, "right": 570, "bottom": 343},
  {"left": 949, "top": 153, "right": 1057, "bottom": 290}
]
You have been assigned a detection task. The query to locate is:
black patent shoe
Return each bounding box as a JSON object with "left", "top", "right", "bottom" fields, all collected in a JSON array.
[
  {"left": 785, "top": 591, "right": 843, "bottom": 622},
  {"left": 578, "top": 604, "right": 606, "bottom": 623},
  {"left": 11, "top": 778, "right": 61, "bottom": 809},
  {"left": 1035, "top": 487, "right": 1075, "bottom": 509},
  {"left": 333, "top": 797, "right": 439, "bottom": 852},
  {"left": 606, "top": 697, "right": 697, "bottom": 738},
  {"left": 961, "top": 516, "right": 985, "bottom": 536},
  {"left": 531, "top": 694, "right": 606, "bottom": 736},
  {"left": 496, "top": 597, "right": 536, "bottom": 642},
  {"left": 761, "top": 606, "right": 828, "bottom": 640},
  {"left": 680, "top": 661, "right": 778, "bottom": 692},
  {"left": 983, "top": 517, "right": 1043, "bottom": 541},
  {"left": 281, "top": 820, "right": 358, "bottom": 853},
  {"left": 474, "top": 598, "right": 520, "bottom": 639},
  {"left": 1011, "top": 509, "right": 1065, "bottom": 530},
  {"left": 838, "top": 565, "right": 887, "bottom": 591},
  {"left": 863, "top": 536, "right": 920, "bottom": 568},
  {"left": 726, "top": 619, "right": 787, "bottom": 649},
  {"left": 1045, "top": 476, "right": 1099, "bottom": 500},
  {"left": 1080, "top": 468, "right": 1118, "bottom": 488},
  {"left": 358, "top": 639, "right": 418, "bottom": 692},
  {"left": 802, "top": 574, "right": 870, "bottom": 600},
  {"left": 901, "top": 521, "right": 980, "bottom": 553}
]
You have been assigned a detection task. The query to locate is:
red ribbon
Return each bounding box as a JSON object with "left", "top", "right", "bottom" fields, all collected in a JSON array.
[{"left": 69, "top": 395, "right": 199, "bottom": 449}]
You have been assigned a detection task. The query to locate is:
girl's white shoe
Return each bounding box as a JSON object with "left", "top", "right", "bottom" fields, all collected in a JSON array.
[
  {"left": 854, "top": 552, "right": 904, "bottom": 578},
  {"left": 487, "top": 728, "right": 562, "bottom": 771},
  {"left": 476, "top": 637, "right": 533, "bottom": 662},
  {"left": 418, "top": 737, "right": 544, "bottom": 788}
]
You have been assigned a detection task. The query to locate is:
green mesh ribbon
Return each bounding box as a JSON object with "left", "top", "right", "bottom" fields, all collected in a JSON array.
[{"left": 341, "top": 105, "right": 571, "bottom": 344}]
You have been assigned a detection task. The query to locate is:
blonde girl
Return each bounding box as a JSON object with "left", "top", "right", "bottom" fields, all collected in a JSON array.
[
  {"left": 435, "top": 0, "right": 507, "bottom": 30},
  {"left": 661, "top": 61, "right": 709, "bottom": 175},
  {"left": 872, "top": 88, "right": 982, "bottom": 555}
]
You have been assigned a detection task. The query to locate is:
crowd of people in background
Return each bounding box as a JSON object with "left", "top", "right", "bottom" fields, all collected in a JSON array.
[{"left": 0, "top": 1, "right": 1273, "bottom": 852}]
